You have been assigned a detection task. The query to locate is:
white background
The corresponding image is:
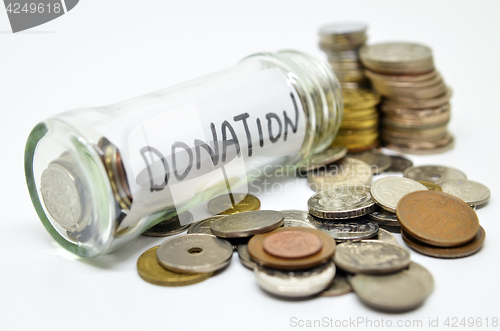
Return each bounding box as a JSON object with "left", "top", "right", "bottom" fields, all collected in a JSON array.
[{"left": 1, "top": 1, "right": 500, "bottom": 330}]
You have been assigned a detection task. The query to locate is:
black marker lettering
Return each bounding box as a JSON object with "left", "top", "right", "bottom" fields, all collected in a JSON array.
[
  {"left": 194, "top": 122, "right": 219, "bottom": 169},
  {"left": 283, "top": 93, "right": 299, "bottom": 141},
  {"left": 221, "top": 120, "right": 241, "bottom": 162},
  {"left": 266, "top": 113, "right": 282, "bottom": 144},
  {"left": 171, "top": 142, "right": 193, "bottom": 181},
  {"left": 234, "top": 113, "right": 252, "bottom": 157},
  {"left": 140, "top": 146, "right": 169, "bottom": 192},
  {"left": 256, "top": 118, "right": 264, "bottom": 147}
]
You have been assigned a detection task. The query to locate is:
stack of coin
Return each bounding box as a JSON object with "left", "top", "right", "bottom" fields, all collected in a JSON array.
[
  {"left": 360, "top": 42, "right": 453, "bottom": 154},
  {"left": 318, "top": 22, "right": 369, "bottom": 89},
  {"left": 330, "top": 89, "right": 382, "bottom": 152}
]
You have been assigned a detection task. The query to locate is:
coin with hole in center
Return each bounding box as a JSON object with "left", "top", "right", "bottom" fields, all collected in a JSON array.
[
  {"left": 334, "top": 241, "right": 410, "bottom": 274},
  {"left": 156, "top": 234, "right": 233, "bottom": 274},
  {"left": 403, "top": 165, "right": 466, "bottom": 183},
  {"left": 210, "top": 210, "right": 284, "bottom": 238},
  {"left": 263, "top": 231, "right": 323, "bottom": 259},
  {"left": 137, "top": 246, "right": 212, "bottom": 286}
]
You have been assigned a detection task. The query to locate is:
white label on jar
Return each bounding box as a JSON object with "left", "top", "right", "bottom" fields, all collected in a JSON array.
[{"left": 96, "top": 68, "right": 306, "bottom": 215}]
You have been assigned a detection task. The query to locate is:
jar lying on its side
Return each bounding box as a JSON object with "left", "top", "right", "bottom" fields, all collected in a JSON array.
[{"left": 25, "top": 50, "right": 343, "bottom": 257}]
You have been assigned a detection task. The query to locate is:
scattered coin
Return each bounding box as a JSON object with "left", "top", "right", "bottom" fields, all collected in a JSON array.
[
  {"left": 386, "top": 155, "right": 413, "bottom": 173},
  {"left": 403, "top": 165, "right": 467, "bottom": 183},
  {"left": 210, "top": 210, "right": 284, "bottom": 238},
  {"left": 142, "top": 211, "right": 193, "bottom": 237},
  {"left": 137, "top": 246, "right": 212, "bottom": 286},
  {"left": 305, "top": 147, "right": 348, "bottom": 171},
  {"left": 237, "top": 244, "right": 257, "bottom": 270},
  {"left": 207, "top": 193, "right": 261, "bottom": 215},
  {"left": 187, "top": 215, "right": 225, "bottom": 234},
  {"left": 280, "top": 210, "right": 317, "bottom": 228},
  {"left": 334, "top": 241, "right": 410, "bottom": 274},
  {"left": 248, "top": 227, "right": 336, "bottom": 270},
  {"left": 402, "top": 226, "right": 485, "bottom": 259},
  {"left": 309, "top": 218, "right": 379, "bottom": 242},
  {"left": 367, "top": 209, "right": 399, "bottom": 226},
  {"left": 370, "top": 228, "right": 398, "bottom": 245},
  {"left": 308, "top": 158, "right": 373, "bottom": 192},
  {"left": 371, "top": 176, "right": 428, "bottom": 212},
  {"left": 263, "top": 230, "right": 324, "bottom": 259},
  {"left": 418, "top": 181, "right": 443, "bottom": 191},
  {"left": 308, "top": 185, "right": 379, "bottom": 219},
  {"left": 255, "top": 260, "right": 336, "bottom": 298},
  {"left": 319, "top": 270, "right": 353, "bottom": 297},
  {"left": 156, "top": 234, "right": 233, "bottom": 274},
  {"left": 348, "top": 151, "right": 392, "bottom": 174},
  {"left": 350, "top": 262, "right": 433, "bottom": 312},
  {"left": 439, "top": 179, "right": 491, "bottom": 206},
  {"left": 396, "top": 191, "right": 480, "bottom": 247}
]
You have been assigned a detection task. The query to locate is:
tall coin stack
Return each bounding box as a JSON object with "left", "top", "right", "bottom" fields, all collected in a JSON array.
[
  {"left": 360, "top": 42, "right": 453, "bottom": 155},
  {"left": 318, "top": 22, "right": 382, "bottom": 152}
]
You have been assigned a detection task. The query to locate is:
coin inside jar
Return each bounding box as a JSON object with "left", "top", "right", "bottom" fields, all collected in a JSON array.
[{"left": 263, "top": 231, "right": 323, "bottom": 259}]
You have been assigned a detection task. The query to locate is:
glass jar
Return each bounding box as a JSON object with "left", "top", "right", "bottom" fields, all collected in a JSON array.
[{"left": 25, "top": 50, "right": 343, "bottom": 257}]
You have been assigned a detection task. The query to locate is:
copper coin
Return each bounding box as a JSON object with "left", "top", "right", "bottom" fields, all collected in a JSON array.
[
  {"left": 396, "top": 191, "right": 479, "bottom": 247},
  {"left": 402, "top": 226, "right": 485, "bottom": 259},
  {"left": 248, "top": 227, "right": 336, "bottom": 270},
  {"left": 263, "top": 231, "right": 323, "bottom": 259}
]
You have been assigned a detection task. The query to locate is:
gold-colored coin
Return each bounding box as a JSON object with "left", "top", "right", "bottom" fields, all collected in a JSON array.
[
  {"left": 343, "top": 89, "right": 381, "bottom": 109},
  {"left": 333, "top": 131, "right": 379, "bottom": 144},
  {"left": 343, "top": 107, "right": 378, "bottom": 120},
  {"left": 340, "top": 113, "right": 379, "bottom": 130},
  {"left": 418, "top": 181, "right": 443, "bottom": 192},
  {"left": 137, "top": 246, "right": 212, "bottom": 286},
  {"left": 207, "top": 193, "right": 261, "bottom": 215}
]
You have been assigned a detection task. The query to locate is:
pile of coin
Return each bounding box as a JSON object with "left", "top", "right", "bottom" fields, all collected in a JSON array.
[
  {"left": 318, "top": 22, "right": 369, "bottom": 89},
  {"left": 136, "top": 151, "right": 490, "bottom": 312},
  {"left": 360, "top": 42, "right": 453, "bottom": 154},
  {"left": 330, "top": 89, "right": 382, "bottom": 152}
]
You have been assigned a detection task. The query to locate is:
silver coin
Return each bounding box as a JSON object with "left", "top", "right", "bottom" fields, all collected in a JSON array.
[
  {"left": 308, "top": 185, "right": 379, "bottom": 220},
  {"left": 386, "top": 155, "right": 413, "bottom": 173},
  {"left": 348, "top": 151, "right": 392, "bottom": 174},
  {"left": 237, "top": 244, "right": 256, "bottom": 270},
  {"left": 320, "top": 270, "right": 353, "bottom": 297},
  {"left": 142, "top": 211, "right": 193, "bottom": 237},
  {"left": 439, "top": 179, "right": 491, "bottom": 206},
  {"left": 350, "top": 262, "right": 433, "bottom": 312},
  {"left": 367, "top": 209, "right": 399, "bottom": 226},
  {"left": 305, "top": 147, "right": 348, "bottom": 171},
  {"left": 403, "top": 165, "right": 467, "bottom": 183},
  {"left": 371, "top": 177, "right": 428, "bottom": 212},
  {"left": 309, "top": 217, "right": 379, "bottom": 242},
  {"left": 308, "top": 158, "right": 373, "bottom": 192},
  {"left": 156, "top": 234, "right": 233, "bottom": 274},
  {"left": 210, "top": 210, "right": 284, "bottom": 238},
  {"left": 254, "top": 261, "right": 336, "bottom": 298},
  {"left": 187, "top": 215, "right": 226, "bottom": 234},
  {"left": 360, "top": 42, "right": 434, "bottom": 74},
  {"left": 334, "top": 241, "right": 410, "bottom": 274},
  {"left": 364, "top": 228, "right": 398, "bottom": 245},
  {"left": 279, "top": 210, "right": 316, "bottom": 228}
]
